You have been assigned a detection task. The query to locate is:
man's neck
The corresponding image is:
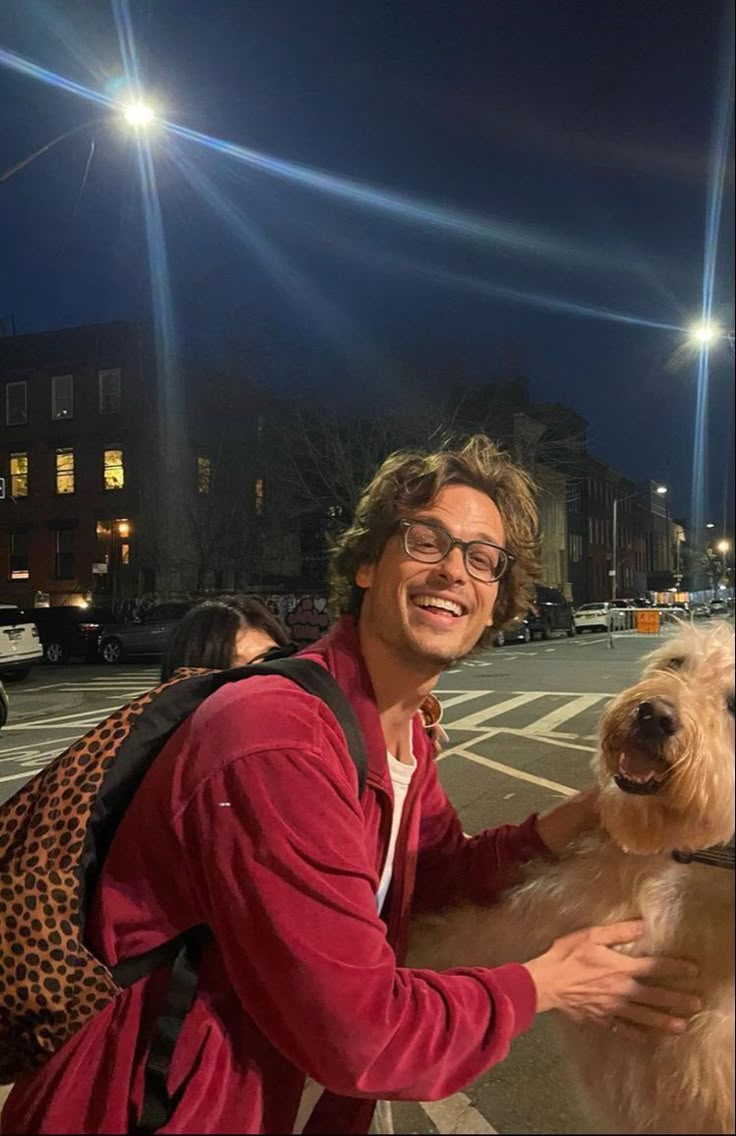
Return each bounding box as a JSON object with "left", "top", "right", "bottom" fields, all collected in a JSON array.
[{"left": 358, "top": 624, "right": 440, "bottom": 764}]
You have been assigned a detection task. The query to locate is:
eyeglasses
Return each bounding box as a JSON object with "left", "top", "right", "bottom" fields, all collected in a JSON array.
[{"left": 398, "top": 520, "right": 514, "bottom": 583}]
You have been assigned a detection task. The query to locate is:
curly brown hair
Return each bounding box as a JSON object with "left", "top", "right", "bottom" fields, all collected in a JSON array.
[{"left": 328, "top": 434, "right": 541, "bottom": 647}]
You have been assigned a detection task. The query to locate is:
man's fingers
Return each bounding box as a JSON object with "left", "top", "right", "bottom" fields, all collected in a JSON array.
[
  {"left": 623, "top": 955, "right": 699, "bottom": 981},
  {"left": 626, "top": 981, "right": 702, "bottom": 1016},
  {"left": 589, "top": 919, "right": 645, "bottom": 946},
  {"left": 615, "top": 1001, "right": 689, "bottom": 1034}
]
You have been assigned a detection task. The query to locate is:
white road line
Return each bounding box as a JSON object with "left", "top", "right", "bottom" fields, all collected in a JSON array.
[
  {"left": 2, "top": 704, "right": 122, "bottom": 731},
  {"left": 520, "top": 693, "right": 606, "bottom": 736},
  {"left": 434, "top": 691, "right": 494, "bottom": 712},
  {"left": 449, "top": 692, "right": 547, "bottom": 729},
  {"left": 0, "top": 768, "right": 44, "bottom": 784},
  {"left": 420, "top": 1093, "right": 498, "bottom": 1134},
  {"left": 451, "top": 746, "right": 577, "bottom": 796},
  {"left": 437, "top": 688, "right": 616, "bottom": 699}
]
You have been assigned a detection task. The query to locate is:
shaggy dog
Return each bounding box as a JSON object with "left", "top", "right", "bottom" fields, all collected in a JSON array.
[{"left": 409, "top": 621, "right": 735, "bottom": 1135}]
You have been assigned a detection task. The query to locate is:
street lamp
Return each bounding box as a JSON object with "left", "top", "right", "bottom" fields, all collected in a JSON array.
[
  {"left": 611, "top": 485, "right": 667, "bottom": 602},
  {"left": 688, "top": 321, "right": 723, "bottom": 347},
  {"left": 121, "top": 101, "right": 156, "bottom": 129}
]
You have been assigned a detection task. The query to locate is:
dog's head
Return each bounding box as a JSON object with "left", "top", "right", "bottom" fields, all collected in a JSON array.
[{"left": 596, "top": 620, "right": 734, "bottom": 854}]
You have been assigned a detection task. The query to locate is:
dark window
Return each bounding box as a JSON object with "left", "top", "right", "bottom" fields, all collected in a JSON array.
[
  {"left": 9, "top": 531, "right": 30, "bottom": 579},
  {"left": 99, "top": 369, "right": 122, "bottom": 414},
  {"left": 5, "top": 381, "right": 27, "bottom": 426},
  {"left": 54, "top": 530, "right": 75, "bottom": 579},
  {"left": 51, "top": 374, "right": 74, "bottom": 420}
]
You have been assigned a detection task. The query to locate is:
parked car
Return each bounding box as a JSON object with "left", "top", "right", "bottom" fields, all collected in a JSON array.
[
  {"left": 0, "top": 679, "right": 8, "bottom": 727},
  {"left": 494, "top": 615, "right": 532, "bottom": 646},
  {"left": 708, "top": 598, "right": 728, "bottom": 615},
  {"left": 23, "top": 606, "right": 115, "bottom": 664},
  {"left": 0, "top": 605, "right": 43, "bottom": 680},
  {"left": 691, "top": 602, "right": 711, "bottom": 619},
  {"left": 527, "top": 586, "right": 576, "bottom": 640},
  {"left": 574, "top": 601, "right": 611, "bottom": 633},
  {"left": 98, "top": 602, "right": 192, "bottom": 664}
]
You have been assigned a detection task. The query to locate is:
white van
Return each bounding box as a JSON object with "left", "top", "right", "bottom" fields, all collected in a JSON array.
[{"left": 0, "top": 605, "right": 43, "bottom": 679}]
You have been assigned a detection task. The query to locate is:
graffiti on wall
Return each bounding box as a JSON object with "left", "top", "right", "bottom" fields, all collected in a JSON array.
[{"left": 262, "top": 593, "right": 331, "bottom": 644}]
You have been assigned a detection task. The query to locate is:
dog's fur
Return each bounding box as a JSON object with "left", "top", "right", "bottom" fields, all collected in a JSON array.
[{"left": 409, "top": 621, "right": 735, "bottom": 1134}]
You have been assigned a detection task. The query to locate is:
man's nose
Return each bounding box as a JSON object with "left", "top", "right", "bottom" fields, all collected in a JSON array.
[{"left": 435, "top": 543, "right": 468, "bottom": 579}]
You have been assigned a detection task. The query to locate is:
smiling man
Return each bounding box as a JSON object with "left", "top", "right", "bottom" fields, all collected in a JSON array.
[{"left": 3, "top": 435, "right": 701, "bottom": 1136}]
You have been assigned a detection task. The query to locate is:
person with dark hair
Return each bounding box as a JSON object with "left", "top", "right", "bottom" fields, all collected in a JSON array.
[
  {"left": 160, "top": 596, "right": 293, "bottom": 682},
  {"left": 4, "top": 435, "right": 699, "bottom": 1136}
]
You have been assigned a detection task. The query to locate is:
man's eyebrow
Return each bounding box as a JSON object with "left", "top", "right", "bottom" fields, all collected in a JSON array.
[{"left": 409, "top": 514, "right": 502, "bottom": 544}]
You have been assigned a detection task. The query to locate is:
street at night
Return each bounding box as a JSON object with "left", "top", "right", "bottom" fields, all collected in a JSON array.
[{"left": 1, "top": 1, "right": 734, "bottom": 1133}]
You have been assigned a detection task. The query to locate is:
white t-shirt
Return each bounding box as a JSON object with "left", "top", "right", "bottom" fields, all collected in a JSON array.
[{"left": 293, "top": 748, "right": 417, "bottom": 1135}]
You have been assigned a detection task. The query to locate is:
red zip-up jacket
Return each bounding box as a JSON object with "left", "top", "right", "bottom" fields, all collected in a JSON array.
[{"left": 3, "top": 617, "right": 550, "bottom": 1135}]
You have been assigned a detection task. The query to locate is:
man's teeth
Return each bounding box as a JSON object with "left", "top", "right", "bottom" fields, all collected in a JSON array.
[{"left": 413, "top": 595, "right": 463, "bottom": 616}]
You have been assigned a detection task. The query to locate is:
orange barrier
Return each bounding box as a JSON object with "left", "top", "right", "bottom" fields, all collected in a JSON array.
[{"left": 635, "top": 609, "right": 661, "bottom": 634}]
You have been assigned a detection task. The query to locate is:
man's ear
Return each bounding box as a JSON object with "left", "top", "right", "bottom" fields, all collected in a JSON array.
[{"left": 355, "top": 561, "right": 374, "bottom": 589}]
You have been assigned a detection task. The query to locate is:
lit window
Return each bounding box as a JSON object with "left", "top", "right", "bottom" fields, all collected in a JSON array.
[
  {"left": 54, "top": 529, "right": 75, "bottom": 579},
  {"left": 10, "top": 453, "right": 28, "bottom": 497},
  {"left": 51, "top": 374, "right": 74, "bottom": 420},
  {"left": 5, "top": 381, "right": 27, "bottom": 426},
  {"left": 197, "top": 456, "right": 211, "bottom": 494},
  {"left": 56, "top": 448, "right": 75, "bottom": 494},
  {"left": 9, "top": 530, "right": 30, "bottom": 579},
  {"left": 104, "top": 449, "right": 124, "bottom": 490},
  {"left": 254, "top": 477, "right": 264, "bottom": 515},
  {"left": 99, "top": 369, "right": 122, "bottom": 414}
]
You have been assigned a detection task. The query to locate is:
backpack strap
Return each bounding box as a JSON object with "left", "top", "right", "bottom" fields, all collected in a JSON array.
[{"left": 120, "top": 656, "right": 368, "bottom": 1134}]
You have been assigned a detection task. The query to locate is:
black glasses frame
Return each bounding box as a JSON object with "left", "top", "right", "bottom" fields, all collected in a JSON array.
[{"left": 398, "top": 519, "right": 514, "bottom": 583}]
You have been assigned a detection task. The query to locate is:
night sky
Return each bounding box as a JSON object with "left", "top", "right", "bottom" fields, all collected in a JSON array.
[{"left": 1, "top": 0, "right": 733, "bottom": 528}]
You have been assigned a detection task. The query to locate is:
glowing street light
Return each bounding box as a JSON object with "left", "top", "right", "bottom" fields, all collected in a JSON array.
[
  {"left": 121, "top": 100, "right": 156, "bottom": 128},
  {"left": 717, "top": 539, "right": 731, "bottom": 554},
  {"left": 688, "top": 320, "right": 722, "bottom": 347}
]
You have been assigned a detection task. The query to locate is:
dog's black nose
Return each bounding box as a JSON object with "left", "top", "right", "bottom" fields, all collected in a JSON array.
[{"left": 637, "top": 698, "right": 680, "bottom": 738}]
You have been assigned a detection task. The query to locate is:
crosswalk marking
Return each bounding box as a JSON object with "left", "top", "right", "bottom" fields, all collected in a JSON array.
[
  {"left": 450, "top": 746, "right": 577, "bottom": 796},
  {"left": 420, "top": 1092, "right": 498, "bottom": 1133},
  {"left": 520, "top": 693, "right": 606, "bottom": 735},
  {"left": 449, "top": 691, "right": 547, "bottom": 730}
]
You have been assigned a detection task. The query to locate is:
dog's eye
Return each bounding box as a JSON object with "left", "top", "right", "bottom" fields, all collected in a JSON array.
[
  {"left": 665, "top": 657, "right": 685, "bottom": 670},
  {"left": 728, "top": 694, "right": 735, "bottom": 717}
]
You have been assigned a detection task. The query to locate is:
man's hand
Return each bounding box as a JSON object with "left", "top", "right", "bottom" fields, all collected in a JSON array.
[
  {"left": 524, "top": 919, "right": 701, "bottom": 1033},
  {"left": 534, "top": 786, "right": 600, "bottom": 858}
]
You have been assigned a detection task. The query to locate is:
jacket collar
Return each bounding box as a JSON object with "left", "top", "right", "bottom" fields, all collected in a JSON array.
[{"left": 299, "top": 615, "right": 433, "bottom": 792}]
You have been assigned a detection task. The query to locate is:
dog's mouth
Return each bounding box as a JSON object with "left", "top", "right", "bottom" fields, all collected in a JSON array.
[{"left": 613, "top": 745, "right": 671, "bottom": 795}]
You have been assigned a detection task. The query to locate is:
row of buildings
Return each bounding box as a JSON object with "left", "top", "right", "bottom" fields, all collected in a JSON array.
[{"left": 0, "top": 321, "right": 684, "bottom": 611}]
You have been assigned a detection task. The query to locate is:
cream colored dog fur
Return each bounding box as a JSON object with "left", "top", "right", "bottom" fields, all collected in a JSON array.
[{"left": 409, "top": 621, "right": 735, "bottom": 1134}]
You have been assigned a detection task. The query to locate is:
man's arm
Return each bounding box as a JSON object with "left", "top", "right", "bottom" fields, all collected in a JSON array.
[
  {"left": 175, "top": 701, "right": 537, "bottom": 1102},
  {"left": 412, "top": 756, "right": 600, "bottom": 913}
]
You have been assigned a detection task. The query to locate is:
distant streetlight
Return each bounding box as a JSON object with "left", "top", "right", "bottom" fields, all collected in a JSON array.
[
  {"left": 706, "top": 522, "right": 716, "bottom": 529},
  {"left": 717, "top": 539, "right": 731, "bottom": 554},
  {"left": 688, "top": 320, "right": 722, "bottom": 347},
  {"left": 121, "top": 101, "right": 156, "bottom": 129}
]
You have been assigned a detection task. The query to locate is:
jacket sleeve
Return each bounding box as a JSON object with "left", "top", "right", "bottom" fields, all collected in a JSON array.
[
  {"left": 412, "top": 750, "right": 552, "bottom": 913},
  {"left": 175, "top": 700, "right": 537, "bottom": 1102}
]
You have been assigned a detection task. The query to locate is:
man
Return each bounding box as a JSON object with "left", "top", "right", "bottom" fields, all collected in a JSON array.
[{"left": 3, "top": 435, "right": 699, "bottom": 1135}]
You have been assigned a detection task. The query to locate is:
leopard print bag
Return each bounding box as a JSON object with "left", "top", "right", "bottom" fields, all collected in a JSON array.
[{"left": 0, "top": 658, "right": 367, "bottom": 1087}]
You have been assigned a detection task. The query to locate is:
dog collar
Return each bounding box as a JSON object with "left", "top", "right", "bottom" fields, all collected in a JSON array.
[{"left": 671, "top": 841, "right": 735, "bottom": 870}]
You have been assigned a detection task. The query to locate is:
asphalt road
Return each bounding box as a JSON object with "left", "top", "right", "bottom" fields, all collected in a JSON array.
[{"left": 0, "top": 626, "right": 715, "bottom": 1132}]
